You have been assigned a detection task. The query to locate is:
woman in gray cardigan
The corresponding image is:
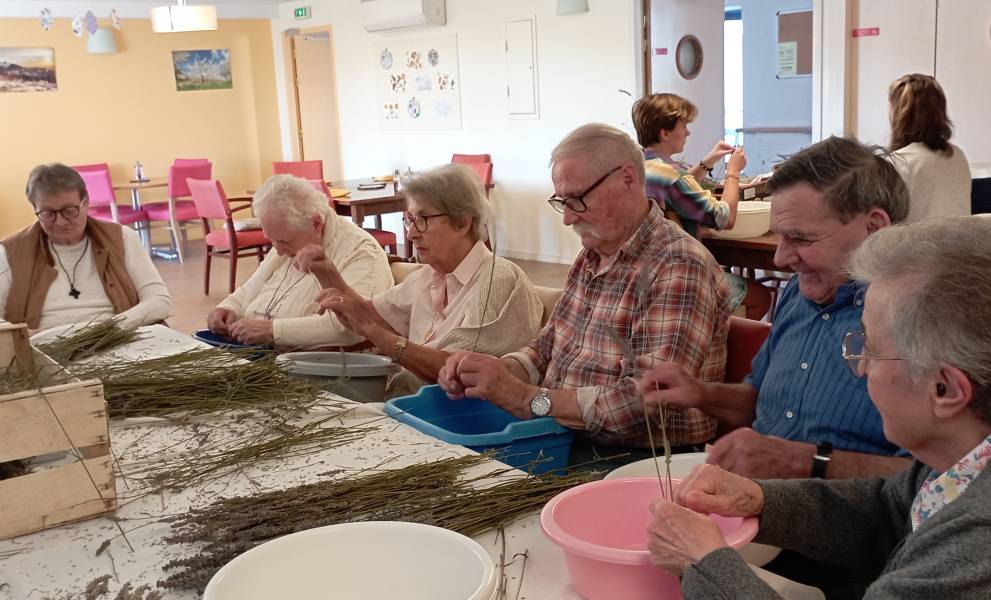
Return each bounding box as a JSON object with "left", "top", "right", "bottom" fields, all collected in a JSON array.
[{"left": 642, "top": 217, "right": 991, "bottom": 599}]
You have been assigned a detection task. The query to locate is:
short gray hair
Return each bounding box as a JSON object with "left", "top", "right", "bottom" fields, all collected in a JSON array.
[
  {"left": 849, "top": 217, "right": 991, "bottom": 424},
  {"left": 253, "top": 174, "right": 330, "bottom": 230},
  {"left": 25, "top": 163, "right": 88, "bottom": 208},
  {"left": 768, "top": 136, "right": 909, "bottom": 224},
  {"left": 550, "top": 123, "right": 646, "bottom": 185},
  {"left": 402, "top": 164, "right": 490, "bottom": 242}
]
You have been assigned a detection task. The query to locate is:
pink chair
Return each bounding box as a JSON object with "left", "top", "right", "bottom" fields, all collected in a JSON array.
[
  {"left": 188, "top": 178, "right": 270, "bottom": 294},
  {"left": 464, "top": 162, "right": 494, "bottom": 197},
  {"left": 305, "top": 179, "right": 398, "bottom": 254},
  {"left": 72, "top": 163, "right": 149, "bottom": 228},
  {"left": 273, "top": 160, "right": 325, "bottom": 181},
  {"left": 451, "top": 153, "right": 492, "bottom": 165},
  {"left": 173, "top": 158, "right": 209, "bottom": 167},
  {"left": 144, "top": 162, "right": 212, "bottom": 262}
]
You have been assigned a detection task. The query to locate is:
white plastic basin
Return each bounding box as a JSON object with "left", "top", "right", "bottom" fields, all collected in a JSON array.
[
  {"left": 204, "top": 521, "right": 498, "bottom": 600},
  {"left": 710, "top": 201, "right": 772, "bottom": 239}
]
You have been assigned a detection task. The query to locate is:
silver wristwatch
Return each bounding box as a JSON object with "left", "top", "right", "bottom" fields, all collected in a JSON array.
[{"left": 530, "top": 387, "right": 552, "bottom": 418}]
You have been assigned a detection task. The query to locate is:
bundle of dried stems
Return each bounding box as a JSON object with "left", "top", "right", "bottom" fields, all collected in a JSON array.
[
  {"left": 157, "top": 454, "right": 598, "bottom": 590},
  {"left": 36, "top": 320, "right": 143, "bottom": 365}
]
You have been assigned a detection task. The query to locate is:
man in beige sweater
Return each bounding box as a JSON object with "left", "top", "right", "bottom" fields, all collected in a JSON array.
[{"left": 206, "top": 175, "right": 392, "bottom": 349}]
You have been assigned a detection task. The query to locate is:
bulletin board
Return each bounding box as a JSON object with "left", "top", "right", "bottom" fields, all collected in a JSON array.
[{"left": 776, "top": 9, "right": 812, "bottom": 78}]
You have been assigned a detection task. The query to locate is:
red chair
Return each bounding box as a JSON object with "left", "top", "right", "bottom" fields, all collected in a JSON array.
[
  {"left": 273, "top": 160, "right": 324, "bottom": 181},
  {"left": 306, "top": 179, "right": 398, "bottom": 253},
  {"left": 464, "top": 162, "right": 494, "bottom": 196},
  {"left": 188, "top": 178, "right": 270, "bottom": 295},
  {"left": 725, "top": 316, "right": 772, "bottom": 384},
  {"left": 72, "top": 163, "right": 149, "bottom": 228},
  {"left": 451, "top": 153, "right": 491, "bottom": 165},
  {"left": 173, "top": 158, "right": 209, "bottom": 167},
  {"left": 144, "top": 162, "right": 212, "bottom": 263}
]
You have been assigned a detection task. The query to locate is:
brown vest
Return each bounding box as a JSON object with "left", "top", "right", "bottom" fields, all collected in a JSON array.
[{"left": 3, "top": 220, "right": 140, "bottom": 328}]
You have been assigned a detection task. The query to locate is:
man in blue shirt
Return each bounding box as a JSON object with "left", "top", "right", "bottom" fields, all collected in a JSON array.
[{"left": 639, "top": 136, "right": 912, "bottom": 480}]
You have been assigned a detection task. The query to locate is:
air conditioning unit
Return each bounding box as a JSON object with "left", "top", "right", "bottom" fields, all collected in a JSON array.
[{"left": 359, "top": 0, "right": 446, "bottom": 32}]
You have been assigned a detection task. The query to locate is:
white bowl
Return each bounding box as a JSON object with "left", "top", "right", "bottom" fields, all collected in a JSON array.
[
  {"left": 605, "top": 454, "right": 781, "bottom": 567},
  {"left": 204, "top": 521, "right": 498, "bottom": 600},
  {"left": 278, "top": 351, "right": 401, "bottom": 403},
  {"left": 710, "top": 201, "right": 771, "bottom": 239}
]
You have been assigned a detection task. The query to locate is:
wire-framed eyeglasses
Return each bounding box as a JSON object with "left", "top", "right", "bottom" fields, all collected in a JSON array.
[
  {"left": 841, "top": 331, "right": 908, "bottom": 378},
  {"left": 547, "top": 164, "right": 624, "bottom": 214}
]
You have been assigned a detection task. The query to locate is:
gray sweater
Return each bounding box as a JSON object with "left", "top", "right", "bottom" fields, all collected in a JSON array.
[{"left": 682, "top": 461, "right": 991, "bottom": 599}]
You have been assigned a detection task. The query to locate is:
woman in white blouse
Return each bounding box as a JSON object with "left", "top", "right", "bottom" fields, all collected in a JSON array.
[
  {"left": 0, "top": 163, "right": 171, "bottom": 332},
  {"left": 296, "top": 164, "right": 543, "bottom": 398}
]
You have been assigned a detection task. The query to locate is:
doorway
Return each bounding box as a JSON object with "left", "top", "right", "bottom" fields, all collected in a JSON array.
[{"left": 286, "top": 28, "right": 344, "bottom": 182}]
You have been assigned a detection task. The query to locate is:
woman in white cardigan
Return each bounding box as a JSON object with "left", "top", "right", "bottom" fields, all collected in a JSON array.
[
  {"left": 887, "top": 73, "right": 971, "bottom": 222},
  {"left": 206, "top": 174, "right": 392, "bottom": 349},
  {"left": 296, "top": 164, "right": 544, "bottom": 398}
]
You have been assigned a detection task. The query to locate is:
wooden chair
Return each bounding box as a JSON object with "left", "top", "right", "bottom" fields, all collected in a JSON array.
[
  {"left": 187, "top": 178, "right": 270, "bottom": 294},
  {"left": 305, "top": 179, "right": 398, "bottom": 253}
]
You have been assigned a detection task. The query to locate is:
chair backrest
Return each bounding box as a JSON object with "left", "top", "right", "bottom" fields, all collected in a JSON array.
[
  {"left": 464, "top": 161, "right": 493, "bottom": 188},
  {"left": 725, "top": 316, "right": 772, "bottom": 384},
  {"left": 72, "top": 163, "right": 115, "bottom": 207},
  {"left": 273, "top": 160, "right": 324, "bottom": 180},
  {"left": 187, "top": 178, "right": 231, "bottom": 221},
  {"left": 390, "top": 261, "right": 424, "bottom": 284},
  {"left": 169, "top": 162, "right": 213, "bottom": 199},
  {"left": 306, "top": 179, "right": 336, "bottom": 209},
  {"left": 174, "top": 157, "right": 209, "bottom": 167},
  {"left": 972, "top": 177, "right": 991, "bottom": 215},
  {"left": 533, "top": 285, "right": 563, "bottom": 327},
  {"left": 451, "top": 153, "right": 491, "bottom": 165}
]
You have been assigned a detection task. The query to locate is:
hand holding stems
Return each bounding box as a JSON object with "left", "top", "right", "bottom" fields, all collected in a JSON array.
[
  {"left": 207, "top": 307, "right": 239, "bottom": 336},
  {"left": 316, "top": 287, "right": 387, "bottom": 344},
  {"left": 702, "top": 141, "right": 736, "bottom": 170},
  {"left": 228, "top": 318, "right": 274, "bottom": 344},
  {"left": 726, "top": 146, "right": 747, "bottom": 177},
  {"left": 293, "top": 243, "right": 347, "bottom": 291},
  {"left": 438, "top": 351, "right": 534, "bottom": 418}
]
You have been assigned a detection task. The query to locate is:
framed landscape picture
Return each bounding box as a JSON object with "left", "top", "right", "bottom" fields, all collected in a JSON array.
[
  {"left": 0, "top": 47, "right": 56, "bottom": 93},
  {"left": 172, "top": 49, "right": 232, "bottom": 91}
]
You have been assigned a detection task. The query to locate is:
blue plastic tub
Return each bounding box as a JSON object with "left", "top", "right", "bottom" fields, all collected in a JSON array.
[{"left": 385, "top": 385, "right": 574, "bottom": 475}]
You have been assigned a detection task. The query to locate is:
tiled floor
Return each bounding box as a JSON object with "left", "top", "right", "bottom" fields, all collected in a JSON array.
[{"left": 157, "top": 245, "right": 572, "bottom": 335}]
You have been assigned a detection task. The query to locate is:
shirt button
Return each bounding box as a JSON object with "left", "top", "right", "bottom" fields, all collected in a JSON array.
[
  {"left": 800, "top": 362, "right": 809, "bottom": 370},
  {"left": 822, "top": 314, "right": 830, "bottom": 320},
  {"left": 785, "top": 411, "right": 794, "bottom": 419},
  {"left": 855, "top": 299, "right": 863, "bottom": 306}
]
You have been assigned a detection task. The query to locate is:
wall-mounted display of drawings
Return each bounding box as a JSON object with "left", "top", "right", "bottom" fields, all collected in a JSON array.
[{"left": 375, "top": 35, "right": 461, "bottom": 130}]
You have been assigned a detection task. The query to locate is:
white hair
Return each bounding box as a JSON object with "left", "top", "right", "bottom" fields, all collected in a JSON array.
[
  {"left": 252, "top": 174, "right": 330, "bottom": 230},
  {"left": 549, "top": 122, "right": 646, "bottom": 184}
]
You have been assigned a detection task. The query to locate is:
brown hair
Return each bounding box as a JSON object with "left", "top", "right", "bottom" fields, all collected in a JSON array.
[
  {"left": 888, "top": 74, "right": 953, "bottom": 155},
  {"left": 25, "top": 163, "right": 88, "bottom": 208},
  {"left": 768, "top": 136, "right": 909, "bottom": 225},
  {"left": 631, "top": 93, "right": 697, "bottom": 147}
]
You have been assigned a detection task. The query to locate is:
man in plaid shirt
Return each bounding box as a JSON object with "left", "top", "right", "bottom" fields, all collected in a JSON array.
[{"left": 439, "top": 123, "right": 731, "bottom": 449}]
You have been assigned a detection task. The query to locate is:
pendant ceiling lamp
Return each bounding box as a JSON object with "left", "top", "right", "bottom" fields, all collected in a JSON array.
[{"left": 151, "top": 0, "right": 218, "bottom": 33}]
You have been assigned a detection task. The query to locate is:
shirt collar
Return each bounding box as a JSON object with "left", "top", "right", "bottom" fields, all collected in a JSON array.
[
  {"left": 911, "top": 432, "right": 991, "bottom": 529},
  {"left": 416, "top": 240, "right": 491, "bottom": 289},
  {"left": 584, "top": 202, "right": 664, "bottom": 276},
  {"left": 643, "top": 148, "right": 673, "bottom": 163}
]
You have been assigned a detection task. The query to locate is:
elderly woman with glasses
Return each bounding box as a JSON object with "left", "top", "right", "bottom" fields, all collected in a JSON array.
[
  {"left": 296, "top": 164, "right": 543, "bottom": 398},
  {"left": 644, "top": 217, "right": 991, "bottom": 600},
  {"left": 0, "top": 163, "right": 172, "bottom": 332}
]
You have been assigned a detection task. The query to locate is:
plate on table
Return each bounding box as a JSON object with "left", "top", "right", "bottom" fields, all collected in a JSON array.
[
  {"left": 373, "top": 174, "right": 395, "bottom": 182},
  {"left": 357, "top": 182, "right": 388, "bottom": 191},
  {"left": 192, "top": 329, "right": 271, "bottom": 352}
]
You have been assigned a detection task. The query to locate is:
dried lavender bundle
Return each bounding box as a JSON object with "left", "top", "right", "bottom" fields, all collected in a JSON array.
[
  {"left": 158, "top": 454, "right": 598, "bottom": 590},
  {"left": 37, "top": 320, "right": 143, "bottom": 365},
  {"left": 69, "top": 348, "right": 323, "bottom": 419}
]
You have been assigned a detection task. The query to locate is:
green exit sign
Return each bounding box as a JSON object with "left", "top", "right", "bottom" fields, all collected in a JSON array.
[{"left": 294, "top": 6, "right": 311, "bottom": 19}]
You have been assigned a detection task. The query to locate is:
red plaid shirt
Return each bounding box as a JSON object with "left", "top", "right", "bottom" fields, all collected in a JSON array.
[{"left": 507, "top": 203, "right": 729, "bottom": 447}]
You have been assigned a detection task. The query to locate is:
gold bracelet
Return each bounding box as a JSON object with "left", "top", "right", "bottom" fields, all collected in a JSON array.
[
  {"left": 390, "top": 336, "right": 408, "bottom": 363},
  {"left": 725, "top": 173, "right": 740, "bottom": 182}
]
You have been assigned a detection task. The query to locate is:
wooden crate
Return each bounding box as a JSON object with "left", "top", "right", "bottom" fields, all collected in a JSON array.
[{"left": 0, "top": 323, "right": 117, "bottom": 540}]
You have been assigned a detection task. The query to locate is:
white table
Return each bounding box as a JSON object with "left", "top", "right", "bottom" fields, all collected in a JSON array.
[{"left": 2, "top": 325, "right": 823, "bottom": 600}]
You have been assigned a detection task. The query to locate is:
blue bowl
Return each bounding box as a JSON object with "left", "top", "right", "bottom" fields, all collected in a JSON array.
[
  {"left": 385, "top": 385, "right": 574, "bottom": 474},
  {"left": 192, "top": 329, "right": 273, "bottom": 359}
]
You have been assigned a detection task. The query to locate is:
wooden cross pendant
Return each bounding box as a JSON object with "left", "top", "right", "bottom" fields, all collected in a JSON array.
[{"left": 69, "top": 287, "right": 81, "bottom": 299}]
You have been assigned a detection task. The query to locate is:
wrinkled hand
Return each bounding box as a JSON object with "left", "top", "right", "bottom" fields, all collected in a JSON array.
[
  {"left": 438, "top": 351, "right": 531, "bottom": 417},
  {"left": 207, "top": 308, "right": 239, "bottom": 336},
  {"left": 707, "top": 427, "right": 812, "bottom": 479},
  {"left": 702, "top": 141, "right": 735, "bottom": 169},
  {"left": 294, "top": 243, "right": 347, "bottom": 290},
  {"left": 647, "top": 500, "right": 728, "bottom": 575},
  {"left": 637, "top": 362, "right": 707, "bottom": 420},
  {"left": 675, "top": 464, "right": 764, "bottom": 517},
  {"left": 727, "top": 146, "right": 747, "bottom": 176},
  {"left": 316, "top": 287, "right": 382, "bottom": 341},
  {"left": 228, "top": 318, "right": 274, "bottom": 345}
]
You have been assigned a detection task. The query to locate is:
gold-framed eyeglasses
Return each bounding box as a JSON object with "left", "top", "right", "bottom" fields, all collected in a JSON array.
[
  {"left": 841, "top": 331, "right": 908, "bottom": 378},
  {"left": 35, "top": 204, "right": 83, "bottom": 224},
  {"left": 402, "top": 212, "right": 447, "bottom": 233},
  {"left": 547, "top": 164, "right": 624, "bottom": 214}
]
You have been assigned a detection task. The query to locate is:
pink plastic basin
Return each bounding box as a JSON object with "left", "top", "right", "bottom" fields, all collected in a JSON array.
[{"left": 540, "top": 477, "right": 758, "bottom": 600}]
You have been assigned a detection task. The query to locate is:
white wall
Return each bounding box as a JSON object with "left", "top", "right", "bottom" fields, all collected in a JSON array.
[
  {"left": 0, "top": 2, "right": 276, "bottom": 19},
  {"left": 271, "top": 0, "right": 640, "bottom": 264},
  {"left": 739, "top": 0, "right": 812, "bottom": 173}
]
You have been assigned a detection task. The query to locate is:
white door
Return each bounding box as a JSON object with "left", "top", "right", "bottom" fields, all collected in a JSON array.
[
  {"left": 293, "top": 31, "right": 344, "bottom": 182},
  {"left": 848, "top": 0, "right": 936, "bottom": 147},
  {"left": 649, "top": 0, "right": 725, "bottom": 162}
]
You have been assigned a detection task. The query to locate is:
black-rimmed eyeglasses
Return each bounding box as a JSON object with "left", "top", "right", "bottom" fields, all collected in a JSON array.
[
  {"left": 403, "top": 213, "right": 448, "bottom": 233},
  {"left": 35, "top": 204, "right": 83, "bottom": 224},
  {"left": 547, "top": 165, "right": 624, "bottom": 214},
  {"left": 841, "top": 331, "right": 908, "bottom": 378}
]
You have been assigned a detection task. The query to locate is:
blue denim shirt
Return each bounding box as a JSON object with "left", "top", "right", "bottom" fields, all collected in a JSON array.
[{"left": 746, "top": 276, "right": 902, "bottom": 456}]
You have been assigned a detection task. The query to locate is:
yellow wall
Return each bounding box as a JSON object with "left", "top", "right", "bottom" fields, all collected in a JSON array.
[{"left": 0, "top": 18, "right": 280, "bottom": 238}]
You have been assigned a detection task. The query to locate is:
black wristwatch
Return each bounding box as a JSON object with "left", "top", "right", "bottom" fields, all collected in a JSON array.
[{"left": 811, "top": 441, "right": 834, "bottom": 478}]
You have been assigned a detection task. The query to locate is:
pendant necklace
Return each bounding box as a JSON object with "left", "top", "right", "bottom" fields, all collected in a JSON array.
[
  {"left": 50, "top": 238, "right": 90, "bottom": 299},
  {"left": 262, "top": 262, "right": 310, "bottom": 320}
]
